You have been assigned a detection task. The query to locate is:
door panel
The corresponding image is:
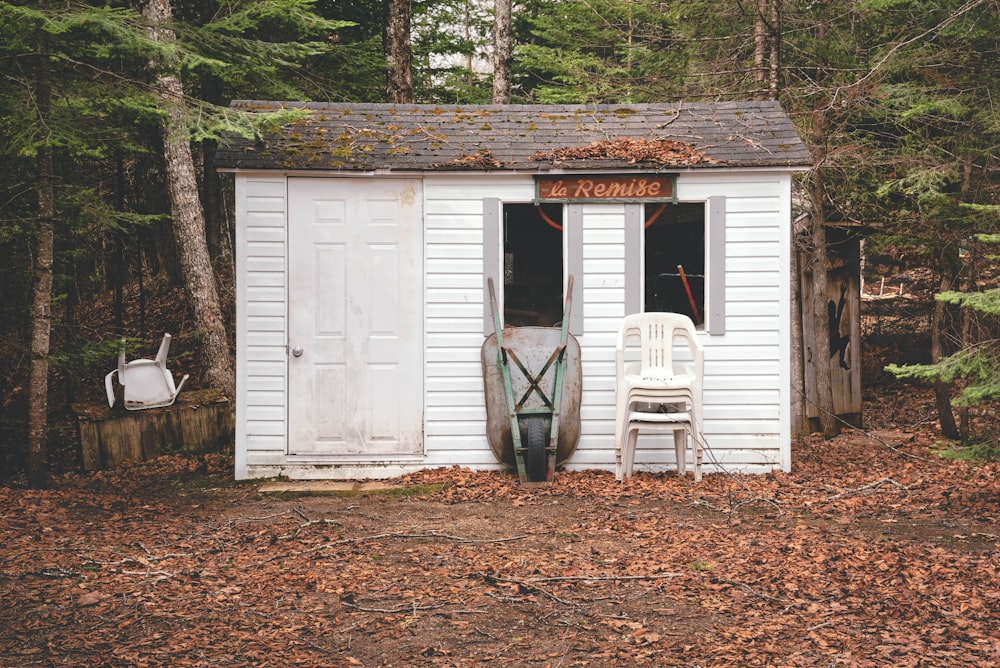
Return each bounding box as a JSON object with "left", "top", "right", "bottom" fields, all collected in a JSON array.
[{"left": 288, "top": 178, "right": 423, "bottom": 457}]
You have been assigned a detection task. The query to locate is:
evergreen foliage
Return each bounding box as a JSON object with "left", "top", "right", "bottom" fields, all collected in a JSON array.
[
  {"left": 0, "top": 2, "right": 161, "bottom": 333},
  {"left": 411, "top": 0, "right": 494, "bottom": 103},
  {"left": 857, "top": 0, "right": 1000, "bottom": 451},
  {"left": 888, "top": 234, "right": 1000, "bottom": 428},
  {"left": 512, "top": 0, "right": 688, "bottom": 103}
]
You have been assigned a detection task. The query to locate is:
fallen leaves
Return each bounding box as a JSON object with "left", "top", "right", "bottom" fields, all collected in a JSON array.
[
  {"left": 530, "top": 137, "right": 724, "bottom": 166},
  {"left": 76, "top": 591, "right": 107, "bottom": 607},
  {"left": 437, "top": 149, "right": 503, "bottom": 170},
  {"left": 0, "top": 419, "right": 998, "bottom": 667}
]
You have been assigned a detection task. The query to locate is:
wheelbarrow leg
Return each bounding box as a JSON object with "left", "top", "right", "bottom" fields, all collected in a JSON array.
[
  {"left": 488, "top": 278, "right": 532, "bottom": 484},
  {"left": 544, "top": 275, "right": 574, "bottom": 483}
]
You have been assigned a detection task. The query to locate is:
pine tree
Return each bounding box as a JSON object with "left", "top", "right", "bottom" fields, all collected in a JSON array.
[
  {"left": 1, "top": 2, "right": 169, "bottom": 486},
  {"left": 28, "top": 4, "right": 56, "bottom": 488},
  {"left": 142, "top": 0, "right": 234, "bottom": 399},
  {"left": 855, "top": 0, "right": 1000, "bottom": 444},
  {"left": 512, "top": 0, "right": 689, "bottom": 103},
  {"left": 410, "top": 0, "right": 493, "bottom": 103},
  {"left": 887, "top": 231, "right": 1000, "bottom": 455}
]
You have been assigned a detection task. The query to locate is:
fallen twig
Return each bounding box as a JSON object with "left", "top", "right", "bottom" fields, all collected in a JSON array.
[
  {"left": 721, "top": 579, "right": 792, "bottom": 604},
  {"left": 121, "top": 569, "right": 173, "bottom": 580},
  {"left": 385, "top": 531, "right": 528, "bottom": 543},
  {"left": 480, "top": 574, "right": 578, "bottom": 606},
  {"left": 343, "top": 601, "right": 443, "bottom": 614},
  {"left": 807, "top": 620, "right": 835, "bottom": 632},
  {"left": 526, "top": 574, "right": 683, "bottom": 583},
  {"left": 827, "top": 478, "right": 909, "bottom": 500},
  {"left": 259, "top": 531, "right": 527, "bottom": 563}
]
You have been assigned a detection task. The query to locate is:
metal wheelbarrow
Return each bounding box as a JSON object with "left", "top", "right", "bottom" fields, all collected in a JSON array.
[{"left": 482, "top": 276, "right": 581, "bottom": 485}]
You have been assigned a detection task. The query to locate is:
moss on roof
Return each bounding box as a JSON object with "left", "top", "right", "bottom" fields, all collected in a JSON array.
[{"left": 215, "top": 101, "right": 812, "bottom": 172}]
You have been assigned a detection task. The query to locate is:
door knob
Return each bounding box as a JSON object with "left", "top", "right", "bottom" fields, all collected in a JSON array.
[{"left": 291, "top": 346, "right": 304, "bottom": 357}]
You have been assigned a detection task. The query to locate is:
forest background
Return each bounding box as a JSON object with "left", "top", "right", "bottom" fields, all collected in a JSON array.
[{"left": 1, "top": 0, "right": 998, "bottom": 488}]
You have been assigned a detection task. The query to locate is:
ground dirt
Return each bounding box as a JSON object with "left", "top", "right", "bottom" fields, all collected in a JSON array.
[{"left": 1, "top": 398, "right": 998, "bottom": 667}]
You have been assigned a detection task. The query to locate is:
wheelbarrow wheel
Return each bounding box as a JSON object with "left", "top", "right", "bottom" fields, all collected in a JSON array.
[{"left": 521, "top": 416, "right": 550, "bottom": 482}]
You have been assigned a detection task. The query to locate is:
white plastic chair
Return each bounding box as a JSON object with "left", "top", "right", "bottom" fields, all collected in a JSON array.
[
  {"left": 621, "top": 407, "right": 699, "bottom": 481},
  {"left": 105, "top": 333, "right": 189, "bottom": 410},
  {"left": 614, "top": 312, "right": 703, "bottom": 481}
]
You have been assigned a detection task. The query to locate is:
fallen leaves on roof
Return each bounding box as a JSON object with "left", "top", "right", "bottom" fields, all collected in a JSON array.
[
  {"left": 437, "top": 149, "right": 503, "bottom": 170},
  {"left": 530, "top": 137, "right": 724, "bottom": 166}
]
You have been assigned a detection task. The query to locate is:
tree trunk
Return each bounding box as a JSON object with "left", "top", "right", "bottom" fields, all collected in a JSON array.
[
  {"left": 809, "top": 142, "right": 839, "bottom": 438},
  {"left": 931, "top": 248, "right": 960, "bottom": 439},
  {"left": 790, "top": 227, "right": 807, "bottom": 438},
  {"left": 768, "top": 0, "right": 782, "bottom": 100},
  {"left": 202, "top": 139, "right": 234, "bottom": 272},
  {"left": 110, "top": 153, "right": 128, "bottom": 334},
  {"left": 753, "top": 0, "right": 768, "bottom": 99},
  {"left": 385, "top": 0, "right": 413, "bottom": 103},
  {"left": 958, "top": 299, "right": 970, "bottom": 443},
  {"left": 27, "top": 21, "right": 55, "bottom": 489},
  {"left": 493, "top": 0, "right": 513, "bottom": 104},
  {"left": 144, "top": 0, "right": 235, "bottom": 399},
  {"left": 753, "top": 1, "right": 781, "bottom": 100},
  {"left": 956, "top": 153, "right": 974, "bottom": 442}
]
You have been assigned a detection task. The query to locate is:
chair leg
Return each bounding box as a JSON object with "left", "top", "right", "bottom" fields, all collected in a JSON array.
[
  {"left": 673, "top": 428, "right": 687, "bottom": 477},
  {"left": 154, "top": 333, "right": 172, "bottom": 368},
  {"left": 614, "top": 393, "right": 627, "bottom": 481},
  {"left": 620, "top": 426, "right": 632, "bottom": 480},
  {"left": 693, "top": 414, "right": 702, "bottom": 482},
  {"left": 622, "top": 425, "right": 640, "bottom": 480},
  {"left": 692, "top": 431, "right": 702, "bottom": 482}
]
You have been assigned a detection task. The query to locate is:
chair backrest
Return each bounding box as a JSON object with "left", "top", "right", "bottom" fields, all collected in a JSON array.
[{"left": 616, "top": 312, "right": 703, "bottom": 381}]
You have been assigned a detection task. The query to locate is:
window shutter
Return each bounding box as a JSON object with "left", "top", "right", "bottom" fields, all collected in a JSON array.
[
  {"left": 708, "top": 196, "right": 726, "bottom": 335},
  {"left": 625, "top": 204, "right": 642, "bottom": 316},
  {"left": 483, "top": 198, "right": 501, "bottom": 336},
  {"left": 567, "top": 204, "right": 584, "bottom": 335}
]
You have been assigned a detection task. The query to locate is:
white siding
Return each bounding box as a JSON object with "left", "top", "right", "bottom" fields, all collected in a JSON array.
[
  {"left": 422, "top": 176, "right": 535, "bottom": 470},
  {"left": 573, "top": 205, "right": 628, "bottom": 470},
  {"left": 234, "top": 170, "right": 793, "bottom": 479},
  {"left": 235, "top": 176, "right": 288, "bottom": 479},
  {"left": 673, "top": 172, "right": 792, "bottom": 472}
]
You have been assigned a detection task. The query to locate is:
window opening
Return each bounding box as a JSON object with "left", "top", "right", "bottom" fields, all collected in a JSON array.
[
  {"left": 503, "top": 203, "right": 564, "bottom": 327},
  {"left": 644, "top": 202, "right": 705, "bottom": 325}
]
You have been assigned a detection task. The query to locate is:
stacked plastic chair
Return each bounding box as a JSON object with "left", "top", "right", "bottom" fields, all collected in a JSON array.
[{"left": 614, "top": 313, "right": 704, "bottom": 481}]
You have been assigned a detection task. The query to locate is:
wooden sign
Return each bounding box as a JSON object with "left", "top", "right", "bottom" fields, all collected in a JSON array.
[{"left": 536, "top": 174, "right": 676, "bottom": 202}]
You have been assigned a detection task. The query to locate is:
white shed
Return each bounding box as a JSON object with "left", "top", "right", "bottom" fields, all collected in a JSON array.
[{"left": 215, "top": 101, "right": 812, "bottom": 480}]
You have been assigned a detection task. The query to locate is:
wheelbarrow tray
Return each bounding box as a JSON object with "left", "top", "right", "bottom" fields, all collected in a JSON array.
[{"left": 481, "top": 326, "right": 582, "bottom": 471}]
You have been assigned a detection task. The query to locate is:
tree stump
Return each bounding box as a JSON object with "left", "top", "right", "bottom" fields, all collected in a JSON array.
[{"left": 73, "top": 389, "right": 233, "bottom": 470}]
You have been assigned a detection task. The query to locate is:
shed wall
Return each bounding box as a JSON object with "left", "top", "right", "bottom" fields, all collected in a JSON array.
[
  {"left": 234, "top": 171, "right": 792, "bottom": 479},
  {"left": 235, "top": 176, "right": 289, "bottom": 479}
]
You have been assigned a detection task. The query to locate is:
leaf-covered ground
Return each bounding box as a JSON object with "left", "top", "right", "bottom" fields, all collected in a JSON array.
[{"left": 2, "top": 401, "right": 998, "bottom": 667}]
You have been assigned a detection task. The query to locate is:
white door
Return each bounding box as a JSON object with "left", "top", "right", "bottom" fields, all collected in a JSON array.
[{"left": 287, "top": 178, "right": 423, "bottom": 458}]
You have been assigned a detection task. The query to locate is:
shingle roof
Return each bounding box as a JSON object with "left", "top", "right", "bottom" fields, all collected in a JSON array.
[{"left": 214, "top": 100, "right": 812, "bottom": 172}]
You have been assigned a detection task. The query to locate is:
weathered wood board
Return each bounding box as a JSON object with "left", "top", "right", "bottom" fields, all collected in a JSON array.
[
  {"left": 798, "top": 226, "right": 863, "bottom": 428},
  {"left": 73, "top": 389, "right": 234, "bottom": 470}
]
